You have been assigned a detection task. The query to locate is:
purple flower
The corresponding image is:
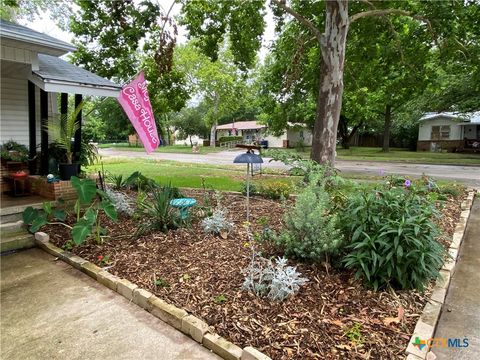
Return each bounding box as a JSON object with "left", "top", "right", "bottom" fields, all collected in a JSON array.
[{"left": 404, "top": 180, "right": 411, "bottom": 188}]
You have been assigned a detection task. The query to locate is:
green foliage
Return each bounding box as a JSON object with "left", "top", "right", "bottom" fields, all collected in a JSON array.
[
  {"left": 274, "top": 178, "right": 343, "bottom": 262},
  {"left": 439, "top": 183, "right": 465, "bottom": 197},
  {"left": 179, "top": 0, "right": 265, "bottom": 71},
  {"left": 242, "top": 181, "right": 257, "bottom": 196},
  {"left": 258, "top": 182, "right": 291, "bottom": 200},
  {"left": 70, "top": 176, "right": 117, "bottom": 245},
  {"left": 22, "top": 202, "right": 66, "bottom": 233},
  {"left": 107, "top": 173, "right": 127, "bottom": 190},
  {"left": 0, "top": 140, "right": 29, "bottom": 162},
  {"left": 137, "top": 185, "right": 182, "bottom": 234},
  {"left": 154, "top": 277, "right": 170, "bottom": 288},
  {"left": 171, "top": 104, "right": 209, "bottom": 143},
  {"left": 345, "top": 323, "right": 364, "bottom": 345},
  {"left": 213, "top": 294, "right": 227, "bottom": 304},
  {"left": 125, "top": 171, "right": 158, "bottom": 191},
  {"left": 342, "top": 187, "right": 445, "bottom": 290}
]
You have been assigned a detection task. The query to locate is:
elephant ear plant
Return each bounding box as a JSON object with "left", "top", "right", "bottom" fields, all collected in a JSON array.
[{"left": 23, "top": 176, "right": 117, "bottom": 245}]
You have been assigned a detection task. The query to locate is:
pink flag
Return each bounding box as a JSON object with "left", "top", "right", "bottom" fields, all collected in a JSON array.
[{"left": 117, "top": 72, "right": 159, "bottom": 153}]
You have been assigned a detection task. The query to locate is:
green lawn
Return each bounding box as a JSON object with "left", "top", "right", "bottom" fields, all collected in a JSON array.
[
  {"left": 88, "top": 159, "right": 299, "bottom": 192},
  {"left": 280, "top": 146, "right": 480, "bottom": 165},
  {"left": 97, "top": 143, "right": 224, "bottom": 154}
]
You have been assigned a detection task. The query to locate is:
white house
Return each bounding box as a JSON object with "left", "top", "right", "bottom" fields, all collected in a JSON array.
[
  {"left": 0, "top": 19, "right": 121, "bottom": 176},
  {"left": 417, "top": 112, "right": 480, "bottom": 152},
  {"left": 216, "top": 120, "right": 312, "bottom": 148}
]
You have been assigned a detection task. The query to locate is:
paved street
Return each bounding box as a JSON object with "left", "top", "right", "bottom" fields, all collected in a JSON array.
[{"left": 99, "top": 148, "right": 480, "bottom": 188}]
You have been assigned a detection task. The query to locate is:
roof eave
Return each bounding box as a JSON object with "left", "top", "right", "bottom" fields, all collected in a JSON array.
[{"left": 1, "top": 32, "right": 76, "bottom": 54}]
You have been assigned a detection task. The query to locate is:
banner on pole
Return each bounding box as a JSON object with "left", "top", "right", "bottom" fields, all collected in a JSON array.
[{"left": 117, "top": 72, "right": 159, "bottom": 154}]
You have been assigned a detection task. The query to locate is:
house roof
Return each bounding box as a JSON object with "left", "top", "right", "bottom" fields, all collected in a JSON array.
[
  {"left": 217, "top": 121, "right": 266, "bottom": 131},
  {"left": 30, "top": 54, "right": 121, "bottom": 97},
  {"left": 0, "top": 19, "right": 76, "bottom": 55},
  {"left": 420, "top": 112, "right": 480, "bottom": 124}
]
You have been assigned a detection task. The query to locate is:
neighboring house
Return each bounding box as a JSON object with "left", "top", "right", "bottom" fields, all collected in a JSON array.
[
  {"left": 417, "top": 112, "right": 480, "bottom": 152},
  {"left": 216, "top": 120, "right": 312, "bottom": 148},
  {"left": 0, "top": 19, "right": 121, "bottom": 194}
]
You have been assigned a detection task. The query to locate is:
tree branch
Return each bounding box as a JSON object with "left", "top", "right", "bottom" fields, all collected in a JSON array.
[
  {"left": 270, "top": 0, "right": 322, "bottom": 43},
  {"left": 350, "top": 9, "right": 414, "bottom": 23}
]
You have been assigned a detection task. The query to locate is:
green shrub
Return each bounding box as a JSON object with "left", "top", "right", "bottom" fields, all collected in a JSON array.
[
  {"left": 439, "top": 183, "right": 464, "bottom": 197},
  {"left": 218, "top": 136, "right": 242, "bottom": 143},
  {"left": 274, "top": 180, "right": 343, "bottom": 262},
  {"left": 136, "top": 185, "right": 182, "bottom": 234},
  {"left": 258, "top": 181, "right": 291, "bottom": 199},
  {"left": 342, "top": 188, "right": 445, "bottom": 290},
  {"left": 0, "top": 140, "right": 29, "bottom": 162}
]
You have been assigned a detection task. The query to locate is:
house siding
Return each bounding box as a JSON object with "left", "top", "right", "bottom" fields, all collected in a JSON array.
[
  {"left": 418, "top": 117, "right": 463, "bottom": 141},
  {"left": 1, "top": 76, "right": 30, "bottom": 146}
]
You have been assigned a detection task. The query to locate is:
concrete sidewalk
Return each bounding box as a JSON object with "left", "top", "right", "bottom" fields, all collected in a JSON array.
[
  {"left": 0, "top": 248, "right": 220, "bottom": 360},
  {"left": 433, "top": 198, "right": 480, "bottom": 359}
]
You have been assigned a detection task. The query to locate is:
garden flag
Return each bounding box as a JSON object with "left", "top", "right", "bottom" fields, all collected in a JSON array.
[{"left": 117, "top": 72, "right": 159, "bottom": 154}]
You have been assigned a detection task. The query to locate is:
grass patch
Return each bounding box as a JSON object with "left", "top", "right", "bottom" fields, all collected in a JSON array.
[
  {"left": 97, "top": 143, "right": 224, "bottom": 154},
  {"left": 280, "top": 146, "right": 480, "bottom": 165},
  {"left": 88, "top": 159, "right": 300, "bottom": 192}
]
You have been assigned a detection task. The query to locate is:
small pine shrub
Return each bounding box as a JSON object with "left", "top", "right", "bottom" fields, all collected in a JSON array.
[
  {"left": 242, "top": 253, "right": 308, "bottom": 301},
  {"left": 201, "top": 209, "right": 233, "bottom": 235},
  {"left": 274, "top": 181, "right": 343, "bottom": 262},
  {"left": 341, "top": 187, "right": 446, "bottom": 290}
]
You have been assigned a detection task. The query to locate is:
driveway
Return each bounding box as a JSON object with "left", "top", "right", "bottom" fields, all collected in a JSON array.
[
  {"left": 1, "top": 248, "right": 220, "bottom": 360},
  {"left": 99, "top": 148, "right": 480, "bottom": 188}
]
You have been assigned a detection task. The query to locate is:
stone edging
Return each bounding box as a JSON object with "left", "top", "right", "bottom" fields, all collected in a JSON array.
[
  {"left": 405, "top": 189, "right": 476, "bottom": 359},
  {"left": 33, "top": 232, "right": 271, "bottom": 360}
]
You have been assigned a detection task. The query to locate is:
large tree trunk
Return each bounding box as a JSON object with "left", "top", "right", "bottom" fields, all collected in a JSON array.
[
  {"left": 382, "top": 104, "right": 392, "bottom": 152},
  {"left": 311, "top": 0, "right": 349, "bottom": 166},
  {"left": 209, "top": 93, "right": 220, "bottom": 147}
]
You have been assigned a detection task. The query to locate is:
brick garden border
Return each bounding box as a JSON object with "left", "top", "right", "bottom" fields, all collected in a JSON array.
[
  {"left": 33, "top": 232, "right": 271, "bottom": 360},
  {"left": 405, "top": 189, "right": 476, "bottom": 359}
]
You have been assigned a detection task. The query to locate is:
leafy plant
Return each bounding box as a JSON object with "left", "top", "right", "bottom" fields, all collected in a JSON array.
[
  {"left": 242, "top": 253, "right": 308, "bottom": 301},
  {"left": 242, "top": 181, "right": 257, "bottom": 196},
  {"left": 341, "top": 187, "right": 445, "bottom": 290},
  {"left": 345, "top": 323, "right": 364, "bottom": 345},
  {"left": 201, "top": 208, "right": 233, "bottom": 236},
  {"left": 43, "top": 102, "right": 84, "bottom": 164},
  {"left": 213, "top": 294, "right": 227, "bottom": 304},
  {"left": 124, "top": 171, "right": 158, "bottom": 191},
  {"left": 137, "top": 185, "right": 181, "bottom": 234},
  {"left": 154, "top": 277, "right": 170, "bottom": 288},
  {"left": 0, "top": 140, "right": 29, "bottom": 162},
  {"left": 70, "top": 176, "right": 118, "bottom": 245},
  {"left": 23, "top": 202, "right": 66, "bottom": 233},
  {"left": 274, "top": 177, "right": 343, "bottom": 263},
  {"left": 258, "top": 181, "right": 291, "bottom": 200}
]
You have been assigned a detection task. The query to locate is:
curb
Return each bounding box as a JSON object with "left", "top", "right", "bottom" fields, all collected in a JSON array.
[
  {"left": 33, "top": 232, "right": 271, "bottom": 360},
  {"left": 405, "top": 189, "right": 476, "bottom": 359}
]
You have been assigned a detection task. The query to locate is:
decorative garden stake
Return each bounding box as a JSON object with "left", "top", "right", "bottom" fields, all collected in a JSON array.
[{"left": 233, "top": 148, "right": 263, "bottom": 223}]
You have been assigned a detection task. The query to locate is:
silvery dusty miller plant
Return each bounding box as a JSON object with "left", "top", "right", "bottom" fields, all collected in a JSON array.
[
  {"left": 106, "top": 188, "right": 135, "bottom": 217},
  {"left": 242, "top": 253, "right": 308, "bottom": 301},
  {"left": 201, "top": 208, "right": 233, "bottom": 234}
]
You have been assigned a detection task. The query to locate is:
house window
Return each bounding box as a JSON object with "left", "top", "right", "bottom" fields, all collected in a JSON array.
[
  {"left": 299, "top": 130, "right": 304, "bottom": 140},
  {"left": 440, "top": 126, "right": 450, "bottom": 139},
  {"left": 431, "top": 126, "right": 450, "bottom": 140}
]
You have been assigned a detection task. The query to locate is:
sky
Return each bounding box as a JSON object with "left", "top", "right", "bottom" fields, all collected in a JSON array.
[{"left": 24, "top": 1, "right": 276, "bottom": 62}]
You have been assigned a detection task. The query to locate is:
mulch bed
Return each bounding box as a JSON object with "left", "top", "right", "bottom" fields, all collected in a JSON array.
[{"left": 46, "top": 189, "right": 465, "bottom": 359}]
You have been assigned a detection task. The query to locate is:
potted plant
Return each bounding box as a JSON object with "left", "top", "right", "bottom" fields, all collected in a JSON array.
[
  {"left": 0, "top": 140, "right": 29, "bottom": 165},
  {"left": 44, "top": 102, "right": 84, "bottom": 180}
]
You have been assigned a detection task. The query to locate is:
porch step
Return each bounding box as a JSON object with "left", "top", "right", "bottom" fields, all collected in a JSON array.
[
  {"left": 0, "top": 202, "right": 43, "bottom": 224},
  {"left": 0, "top": 230, "right": 35, "bottom": 253}
]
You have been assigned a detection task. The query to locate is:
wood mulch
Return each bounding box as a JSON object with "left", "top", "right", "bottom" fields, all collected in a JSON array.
[{"left": 46, "top": 189, "right": 465, "bottom": 359}]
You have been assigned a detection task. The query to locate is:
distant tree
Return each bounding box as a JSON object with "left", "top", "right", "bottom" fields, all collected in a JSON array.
[
  {"left": 0, "top": 0, "right": 72, "bottom": 29},
  {"left": 171, "top": 104, "right": 209, "bottom": 146}
]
